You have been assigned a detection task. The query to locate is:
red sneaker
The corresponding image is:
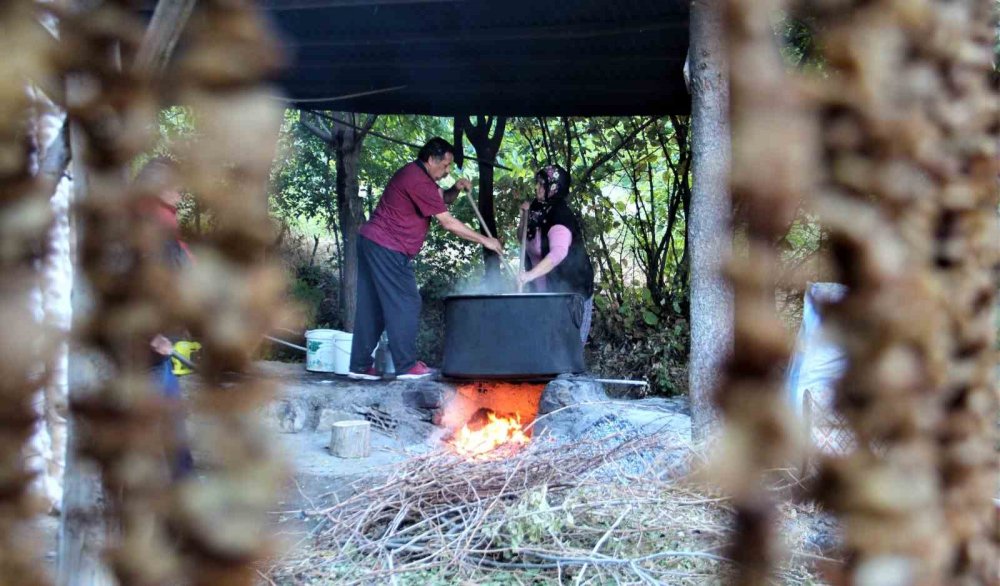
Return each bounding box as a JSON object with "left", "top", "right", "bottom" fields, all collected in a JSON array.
[
  {"left": 397, "top": 361, "right": 435, "bottom": 380},
  {"left": 347, "top": 366, "right": 380, "bottom": 381}
]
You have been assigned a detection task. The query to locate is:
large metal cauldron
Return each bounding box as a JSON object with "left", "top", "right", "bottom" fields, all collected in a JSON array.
[{"left": 442, "top": 293, "right": 585, "bottom": 379}]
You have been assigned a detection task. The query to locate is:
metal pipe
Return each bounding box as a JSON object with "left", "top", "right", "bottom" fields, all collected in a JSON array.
[
  {"left": 168, "top": 334, "right": 309, "bottom": 373},
  {"left": 264, "top": 335, "right": 309, "bottom": 353},
  {"left": 170, "top": 350, "right": 198, "bottom": 372},
  {"left": 589, "top": 378, "right": 649, "bottom": 387}
]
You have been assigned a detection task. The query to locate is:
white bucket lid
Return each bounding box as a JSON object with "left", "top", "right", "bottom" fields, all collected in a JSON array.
[{"left": 305, "top": 329, "right": 342, "bottom": 340}]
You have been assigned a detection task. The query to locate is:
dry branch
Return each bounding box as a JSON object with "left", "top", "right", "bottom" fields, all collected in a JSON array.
[{"left": 265, "top": 435, "right": 826, "bottom": 585}]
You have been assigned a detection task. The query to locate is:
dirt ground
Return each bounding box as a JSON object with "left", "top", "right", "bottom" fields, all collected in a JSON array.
[{"left": 31, "top": 361, "right": 842, "bottom": 584}]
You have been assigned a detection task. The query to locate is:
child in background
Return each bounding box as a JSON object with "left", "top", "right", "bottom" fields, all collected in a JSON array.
[{"left": 135, "top": 157, "right": 194, "bottom": 478}]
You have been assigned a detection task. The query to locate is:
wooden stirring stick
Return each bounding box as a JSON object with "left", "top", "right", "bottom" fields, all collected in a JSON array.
[
  {"left": 517, "top": 207, "right": 528, "bottom": 292},
  {"left": 462, "top": 188, "right": 518, "bottom": 277}
]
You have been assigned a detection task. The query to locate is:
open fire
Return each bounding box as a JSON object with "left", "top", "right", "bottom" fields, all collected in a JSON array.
[
  {"left": 450, "top": 408, "right": 530, "bottom": 459},
  {"left": 441, "top": 383, "right": 545, "bottom": 459}
]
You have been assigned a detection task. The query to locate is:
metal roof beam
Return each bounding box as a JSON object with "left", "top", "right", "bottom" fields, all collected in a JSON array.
[
  {"left": 263, "top": 0, "right": 468, "bottom": 9},
  {"left": 291, "top": 55, "right": 684, "bottom": 69},
  {"left": 284, "top": 21, "right": 685, "bottom": 47}
]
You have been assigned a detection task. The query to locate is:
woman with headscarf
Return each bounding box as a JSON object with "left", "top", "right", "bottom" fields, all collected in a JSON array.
[{"left": 517, "top": 164, "right": 596, "bottom": 343}]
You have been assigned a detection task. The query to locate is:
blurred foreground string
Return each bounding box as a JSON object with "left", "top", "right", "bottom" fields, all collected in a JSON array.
[
  {"left": 920, "top": 1, "right": 999, "bottom": 580},
  {"left": 59, "top": 0, "right": 187, "bottom": 582},
  {"left": 801, "top": 0, "right": 999, "bottom": 583},
  {"left": 712, "top": 0, "right": 813, "bottom": 583},
  {"left": 165, "top": 0, "right": 293, "bottom": 583},
  {"left": 0, "top": 1, "right": 60, "bottom": 583}
]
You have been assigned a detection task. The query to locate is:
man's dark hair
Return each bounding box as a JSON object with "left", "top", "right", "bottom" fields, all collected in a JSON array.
[{"left": 417, "top": 137, "right": 455, "bottom": 162}]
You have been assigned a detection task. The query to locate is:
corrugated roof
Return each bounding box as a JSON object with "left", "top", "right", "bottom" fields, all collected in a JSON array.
[{"left": 262, "top": 0, "right": 690, "bottom": 116}]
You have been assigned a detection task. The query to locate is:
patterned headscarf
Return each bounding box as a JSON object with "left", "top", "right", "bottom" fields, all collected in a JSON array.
[
  {"left": 527, "top": 164, "right": 570, "bottom": 240},
  {"left": 535, "top": 164, "right": 569, "bottom": 201}
]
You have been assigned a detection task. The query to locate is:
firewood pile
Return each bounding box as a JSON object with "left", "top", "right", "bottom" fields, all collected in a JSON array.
[{"left": 264, "top": 435, "right": 826, "bottom": 585}]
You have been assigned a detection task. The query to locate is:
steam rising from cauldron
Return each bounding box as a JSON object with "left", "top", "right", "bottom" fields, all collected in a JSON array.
[{"left": 449, "top": 269, "right": 513, "bottom": 297}]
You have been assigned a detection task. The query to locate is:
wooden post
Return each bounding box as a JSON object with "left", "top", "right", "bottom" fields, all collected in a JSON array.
[
  {"left": 133, "top": 0, "right": 197, "bottom": 76},
  {"left": 687, "top": 0, "right": 733, "bottom": 442},
  {"left": 329, "top": 420, "right": 371, "bottom": 458},
  {"left": 298, "top": 112, "right": 377, "bottom": 332},
  {"left": 58, "top": 78, "right": 114, "bottom": 586}
]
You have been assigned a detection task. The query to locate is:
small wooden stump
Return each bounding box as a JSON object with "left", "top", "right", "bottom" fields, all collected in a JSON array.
[
  {"left": 329, "top": 420, "right": 371, "bottom": 459},
  {"left": 317, "top": 409, "right": 353, "bottom": 432}
]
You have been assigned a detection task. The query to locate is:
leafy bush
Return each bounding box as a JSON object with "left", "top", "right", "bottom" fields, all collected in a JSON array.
[
  {"left": 259, "top": 231, "right": 345, "bottom": 361},
  {"left": 587, "top": 289, "right": 689, "bottom": 397},
  {"left": 416, "top": 294, "right": 447, "bottom": 367},
  {"left": 290, "top": 264, "right": 329, "bottom": 327},
  {"left": 487, "top": 485, "right": 577, "bottom": 551}
]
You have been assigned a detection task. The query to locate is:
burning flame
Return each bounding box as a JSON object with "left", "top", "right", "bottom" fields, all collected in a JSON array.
[{"left": 451, "top": 412, "right": 530, "bottom": 459}]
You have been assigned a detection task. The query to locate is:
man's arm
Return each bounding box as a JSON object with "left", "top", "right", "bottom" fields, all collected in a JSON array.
[
  {"left": 442, "top": 177, "right": 473, "bottom": 205},
  {"left": 434, "top": 211, "right": 503, "bottom": 253},
  {"left": 442, "top": 185, "right": 460, "bottom": 205}
]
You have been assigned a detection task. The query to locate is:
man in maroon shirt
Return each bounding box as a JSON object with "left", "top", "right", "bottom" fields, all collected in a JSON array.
[{"left": 349, "top": 138, "right": 502, "bottom": 380}]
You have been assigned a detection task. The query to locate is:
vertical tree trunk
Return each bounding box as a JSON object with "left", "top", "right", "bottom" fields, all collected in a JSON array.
[
  {"left": 464, "top": 116, "right": 507, "bottom": 286},
  {"left": 687, "top": 0, "right": 733, "bottom": 441},
  {"left": 337, "top": 146, "right": 363, "bottom": 332},
  {"left": 301, "top": 112, "right": 377, "bottom": 333},
  {"left": 477, "top": 161, "right": 500, "bottom": 282}
]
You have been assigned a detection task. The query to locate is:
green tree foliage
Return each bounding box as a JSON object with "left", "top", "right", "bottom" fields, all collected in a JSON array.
[
  {"left": 156, "top": 101, "right": 710, "bottom": 393},
  {"left": 265, "top": 113, "right": 699, "bottom": 393},
  {"left": 140, "top": 105, "right": 703, "bottom": 392},
  {"left": 270, "top": 109, "right": 336, "bottom": 229}
]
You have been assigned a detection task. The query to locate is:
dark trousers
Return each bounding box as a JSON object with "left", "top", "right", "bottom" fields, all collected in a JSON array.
[
  {"left": 350, "top": 236, "right": 421, "bottom": 373},
  {"left": 155, "top": 359, "right": 194, "bottom": 479}
]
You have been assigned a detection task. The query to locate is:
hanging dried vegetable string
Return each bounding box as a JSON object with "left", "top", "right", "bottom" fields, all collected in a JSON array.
[
  {"left": 918, "top": 1, "right": 999, "bottom": 581},
  {"left": 799, "top": 0, "right": 997, "bottom": 582},
  {"left": 164, "top": 1, "right": 290, "bottom": 583},
  {"left": 0, "top": 1, "right": 58, "bottom": 583},
  {"left": 713, "top": 0, "right": 813, "bottom": 583},
  {"left": 720, "top": 1, "right": 998, "bottom": 584},
  {"left": 58, "top": 0, "right": 187, "bottom": 582}
]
